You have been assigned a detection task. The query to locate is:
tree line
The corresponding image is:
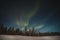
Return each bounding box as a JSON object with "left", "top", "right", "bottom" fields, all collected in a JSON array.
[{"left": 0, "top": 24, "right": 60, "bottom": 36}]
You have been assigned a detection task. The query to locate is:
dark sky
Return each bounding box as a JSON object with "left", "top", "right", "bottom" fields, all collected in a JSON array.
[{"left": 0, "top": 0, "right": 60, "bottom": 32}]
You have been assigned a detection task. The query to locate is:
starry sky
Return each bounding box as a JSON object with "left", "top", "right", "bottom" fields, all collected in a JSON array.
[{"left": 0, "top": 0, "right": 60, "bottom": 32}]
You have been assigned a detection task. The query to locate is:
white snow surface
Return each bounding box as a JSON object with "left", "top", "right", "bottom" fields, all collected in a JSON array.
[{"left": 0, "top": 35, "right": 60, "bottom": 40}]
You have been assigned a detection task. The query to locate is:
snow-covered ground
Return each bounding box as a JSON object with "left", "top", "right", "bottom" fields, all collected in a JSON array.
[{"left": 0, "top": 35, "right": 60, "bottom": 40}]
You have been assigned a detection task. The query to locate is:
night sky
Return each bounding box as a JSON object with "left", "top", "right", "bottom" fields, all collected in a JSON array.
[{"left": 0, "top": 0, "right": 60, "bottom": 32}]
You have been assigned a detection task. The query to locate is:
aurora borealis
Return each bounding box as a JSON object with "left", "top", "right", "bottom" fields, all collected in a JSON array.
[
  {"left": 0, "top": 0, "right": 60, "bottom": 32},
  {"left": 16, "top": 0, "right": 40, "bottom": 29}
]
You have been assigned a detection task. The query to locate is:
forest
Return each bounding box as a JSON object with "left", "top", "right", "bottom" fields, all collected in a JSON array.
[{"left": 0, "top": 24, "right": 60, "bottom": 36}]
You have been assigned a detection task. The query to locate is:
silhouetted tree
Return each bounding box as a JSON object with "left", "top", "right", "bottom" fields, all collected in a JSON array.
[
  {"left": 7, "top": 27, "right": 14, "bottom": 34},
  {"left": 24, "top": 27, "right": 27, "bottom": 35},
  {"left": 15, "top": 28, "right": 20, "bottom": 35},
  {"left": 31, "top": 27, "right": 35, "bottom": 36}
]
